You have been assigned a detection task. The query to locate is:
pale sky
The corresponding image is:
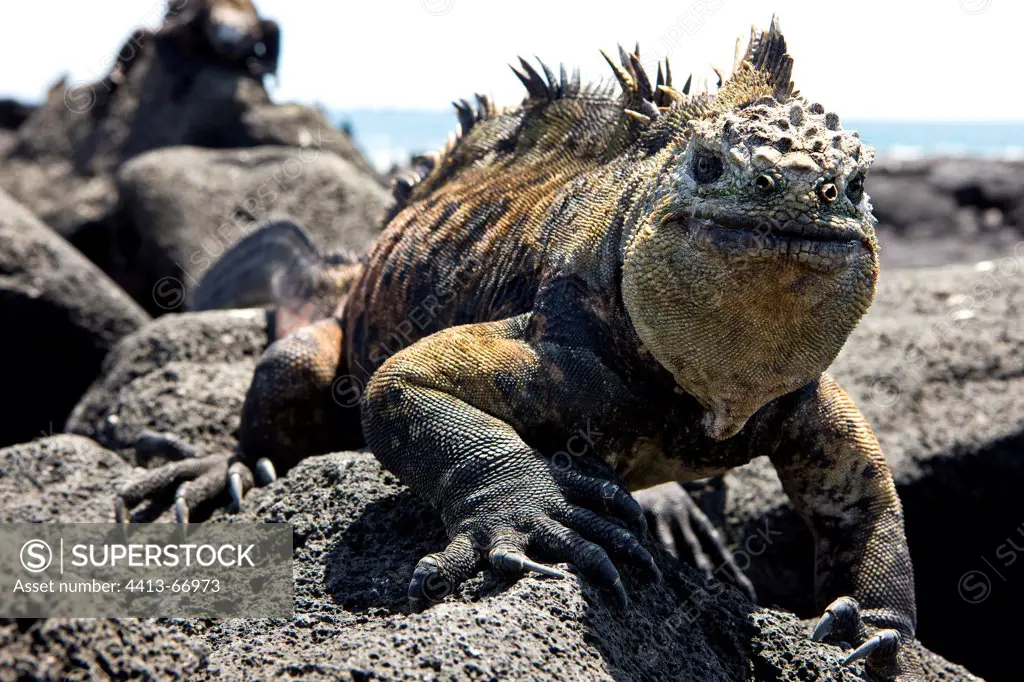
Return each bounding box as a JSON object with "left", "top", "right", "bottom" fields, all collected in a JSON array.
[{"left": 1, "top": 0, "right": 1021, "bottom": 120}]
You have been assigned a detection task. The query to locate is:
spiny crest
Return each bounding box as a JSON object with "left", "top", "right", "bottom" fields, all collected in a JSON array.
[
  {"left": 510, "top": 57, "right": 605, "bottom": 103},
  {"left": 600, "top": 43, "right": 681, "bottom": 124},
  {"left": 453, "top": 93, "right": 497, "bottom": 137},
  {"left": 739, "top": 15, "right": 795, "bottom": 100},
  {"left": 711, "top": 16, "right": 797, "bottom": 113},
  {"left": 388, "top": 93, "right": 495, "bottom": 212},
  {"left": 389, "top": 17, "right": 801, "bottom": 216},
  {"left": 595, "top": 16, "right": 799, "bottom": 131}
]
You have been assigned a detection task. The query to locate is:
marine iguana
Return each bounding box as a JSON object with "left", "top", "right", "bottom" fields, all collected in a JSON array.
[
  {"left": 94, "top": 0, "right": 279, "bottom": 114},
  {"left": 116, "top": 19, "right": 921, "bottom": 680}
]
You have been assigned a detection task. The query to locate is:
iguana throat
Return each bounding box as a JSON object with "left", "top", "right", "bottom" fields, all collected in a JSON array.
[{"left": 623, "top": 210, "right": 877, "bottom": 439}]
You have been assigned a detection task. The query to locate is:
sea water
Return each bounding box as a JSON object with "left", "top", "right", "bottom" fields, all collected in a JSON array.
[{"left": 334, "top": 109, "right": 1024, "bottom": 172}]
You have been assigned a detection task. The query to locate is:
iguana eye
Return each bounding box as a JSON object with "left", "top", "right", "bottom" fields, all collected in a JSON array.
[
  {"left": 846, "top": 173, "right": 865, "bottom": 204},
  {"left": 692, "top": 152, "right": 724, "bottom": 184}
]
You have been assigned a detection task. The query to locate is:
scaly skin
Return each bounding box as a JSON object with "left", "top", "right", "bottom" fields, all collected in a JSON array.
[{"left": 117, "top": 19, "right": 920, "bottom": 680}]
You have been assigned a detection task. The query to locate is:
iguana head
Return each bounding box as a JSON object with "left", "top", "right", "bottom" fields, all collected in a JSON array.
[
  {"left": 620, "top": 18, "right": 879, "bottom": 439},
  {"left": 166, "top": 0, "right": 279, "bottom": 76}
]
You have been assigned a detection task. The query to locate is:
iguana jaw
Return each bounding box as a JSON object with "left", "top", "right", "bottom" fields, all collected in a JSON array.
[
  {"left": 690, "top": 210, "right": 863, "bottom": 244},
  {"left": 673, "top": 210, "right": 871, "bottom": 274}
]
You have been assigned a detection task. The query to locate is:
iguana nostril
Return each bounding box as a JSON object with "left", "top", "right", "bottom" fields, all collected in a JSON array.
[
  {"left": 820, "top": 183, "right": 839, "bottom": 203},
  {"left": 754, "top": 174, "right": 775, "bottom": 195}
]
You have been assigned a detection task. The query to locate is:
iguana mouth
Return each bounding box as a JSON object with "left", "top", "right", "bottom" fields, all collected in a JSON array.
[{"left": 687, "top": 211, "right": 864, "bottom": 245}]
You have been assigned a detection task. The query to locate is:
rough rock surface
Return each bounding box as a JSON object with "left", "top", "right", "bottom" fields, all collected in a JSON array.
[
  {"left": 0, "top": 189, "right": 149, "bottom": 448},
  {"left": 0, "top": 434, "right": 976, "bottom": 681},
  {"left": 869, "top": 158, "right": 1024, "bottom": 268},
  {"left": 0, "top": 435, "right": 130, "bottom": 523},
  {"left": 0, "top": 617, "right": 209, "bottom": 682},
  {"left": 0, "top": 435, "right": 210, "bottom": 680},
  {"left": 85, "top": 145, "right": 391, "bottom": 315},
  {"left": 66, "top": 308, "right": 270, "bottom": 463},
  {"left": 232, "top": 102, "right": 381, "bottom": 180},
  {"left": 690, "top": 262, "right": 1022, "bottom": 681},
  {"left": 52, "top": 307, "right": 980, "bottom": 680}
]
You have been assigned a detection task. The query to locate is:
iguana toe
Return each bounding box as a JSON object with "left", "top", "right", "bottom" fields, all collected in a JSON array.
[
  {"left": 552, "top": 506, "right": 661, "bottom": 584},
  {"left": 531, "top": 518, "right": 633, "bottom": 608},
  {"left": 172, "top": 458, "right": 231, "bottom": 527},
  {"left": 114, "top": 433, "right": 264, "bottom": 529},
  {"left": 407, "top": 533, "right": 480, "bottom": 609},
  {"left": 811, "top": 596, "right": 922, "bottom": 682},
  {"left": 635, "top": 482, "right": 756, "bottom": 601},
  {"left": 134, "top": 429, "right": 199, "bottom": 462},
  {"left": 557, "top": 470, "right": 647, "bottom": 536}
]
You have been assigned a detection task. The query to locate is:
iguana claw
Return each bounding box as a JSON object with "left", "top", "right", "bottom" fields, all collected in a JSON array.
[
  {"left": 255, "top": 457, "right": 277, "bottom": 484},
  {"left": 489, "top": 546, "right": 566, "bottom": 579},
  {"left": 228, "top": 471, "right": 245, "bottom": 511},
  {"left": 174, "top": 495, "right": 189, "bottom": 528},
  {"left": 634, "top": 482, "right": 755, "bottom": 601},
  {"left": 811, "top": 595, "right": 858, "bottom": 642},
  {"left": 842, "top": 629, "right": 902, "bottom": 666},
  {"left": 115, "top": 432, "right": 269, "bottom": 527}
]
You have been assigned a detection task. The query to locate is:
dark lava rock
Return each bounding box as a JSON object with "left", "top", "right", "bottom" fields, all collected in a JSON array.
[
  {"left": 230, "top": 102, "right": 381, "bottom": 180},
  {"left": 54, "top": 307, "right": 980, "bottom": 680},
  {"left": 0, "top": 617, "right": 208, "bottom": 681},
  {"left": 869, "top": 158, "right": 1024, "bottom": 268},
  {"left": 690, "top": 263, "right": 1022, "bottom": 681},
  {"left": 0, "top": 436, "right": 207, "bottom": 680},
  {"left": 88, "top": 145, "right": 390, "bottom": 315},
  {"left": 0, "top": 189, "right": 149, "bottom": 448},
  {"left": 0, "top": 98, "right": 34, "bottom": 130},
  {"left": 186, "top": 450, "right": 973, "bottom": 681},
  {"left": 0, "top": 435, "right": 130, "bottom": 523},
  {"left": 66, "top": 308, "right": 270, "bottom": 463},
  {"left": 0, "top": 51, "right": 269, "bottom": 238}
]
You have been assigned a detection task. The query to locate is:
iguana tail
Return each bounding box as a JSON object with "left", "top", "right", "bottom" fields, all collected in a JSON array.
[{"left": 190, "top": 218, "right": 364, "bottom": 339}]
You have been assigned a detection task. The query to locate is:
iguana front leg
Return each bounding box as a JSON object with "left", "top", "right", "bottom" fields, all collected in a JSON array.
[
  {"left": 362, "top": 313, "right": 660, "bottom": 608},
  {"left": 771, "top": 374, "right": 921, "bottom": 681}
]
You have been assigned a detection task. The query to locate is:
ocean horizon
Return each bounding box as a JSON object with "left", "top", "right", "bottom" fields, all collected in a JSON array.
[{"left": 332, "top": 109, "right": 1024, "bottom": 172}]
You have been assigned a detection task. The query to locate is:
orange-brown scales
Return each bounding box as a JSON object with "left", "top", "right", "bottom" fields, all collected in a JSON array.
[{"left": 123, "top": 18, "right": 921, "bottom": 681}]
